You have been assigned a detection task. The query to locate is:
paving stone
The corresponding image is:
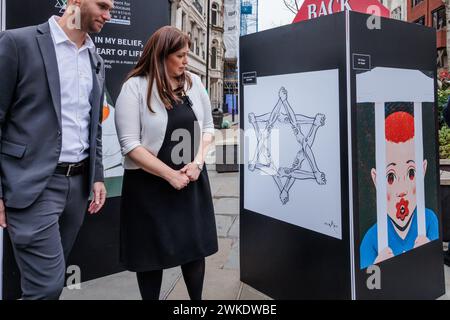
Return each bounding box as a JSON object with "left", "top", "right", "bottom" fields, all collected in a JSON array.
[
  {"left": 60, "top": 267, "right": 182, "bottom": 300},
  {"left": 438, "top": 293, "right": 450, "bottom": 300},
  {"left": 208, "top": 238, "right": 234, "bottom": 269},
  {"left": 60, "top": 271, "right": 140, "bottom": 300},
  {"left": 215, "top": 215, "right": 236, "bottom": 238},
  {"left": 160, "top": 267, "right": 182, "bottom": 299},
  {"left": 228, "top": 216, "right": 239, "bottom": 238},
  {"left": 215, "top": 178, "right": 239, "bottom": 198},
  {"left": 167, "top": 238, "right": 240, "bottom": 300},
  {"left": 214, "top": 198, "right": 239, "bottom": 215},
  {"left": 238, "top": 283, "right": 272, "bottom": 300},
  {"left": 209, "top": 178, "right": 222, "bottom": 196},
  {"left": 210, "top": 174, "right": 239, "bottom": 198},
  {"left": 224, "top": 239, "right": 239, "bottom": 270}
]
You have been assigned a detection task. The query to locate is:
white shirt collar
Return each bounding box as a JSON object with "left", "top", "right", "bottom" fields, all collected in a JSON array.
[{"left": 48, "top": 15, "right": 95, "bottom": 50}]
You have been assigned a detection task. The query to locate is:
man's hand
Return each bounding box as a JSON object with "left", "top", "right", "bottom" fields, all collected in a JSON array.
[
  {"left": 0, "top": 199, "right": 6, "bottom": 228},
  {"left": 181, "top": 162, "right": 201, "bottom": 182},
  {"left": 88, "top": 182, "right": 107, "bottom": 214}
]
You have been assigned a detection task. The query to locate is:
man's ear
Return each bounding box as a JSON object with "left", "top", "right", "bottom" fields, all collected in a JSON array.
[
  {"left": 423, "top": 159, "right": 428, "bottom": 176},
  {"left": 371, "top": 168, "right": 377, "bottom": 188}
]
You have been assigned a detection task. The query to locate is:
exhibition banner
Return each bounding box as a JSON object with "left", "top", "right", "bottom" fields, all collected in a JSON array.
[
  {"left": 292, "top": 0, "right": 389, "bottom": 23},
  {"left": 224, "top": 0, "right": 239, "bottom": 59}
]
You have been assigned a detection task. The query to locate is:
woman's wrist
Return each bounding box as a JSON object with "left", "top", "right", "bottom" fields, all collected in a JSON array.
[
  {"left": 162, "top": 167, "right": 175, "bottom": 181},
  {"left": 194, "top": 159, "right": 204, "bottom": 171}
]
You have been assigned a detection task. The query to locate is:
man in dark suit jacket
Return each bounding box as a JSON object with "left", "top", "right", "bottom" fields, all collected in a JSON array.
[{"left": 0, "top": 0, "right": 112, "bottom": 299}]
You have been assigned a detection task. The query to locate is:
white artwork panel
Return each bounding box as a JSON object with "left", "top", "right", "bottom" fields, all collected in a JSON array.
[{"left": 244, "top": 69, "right": 342, "bottom": 239}]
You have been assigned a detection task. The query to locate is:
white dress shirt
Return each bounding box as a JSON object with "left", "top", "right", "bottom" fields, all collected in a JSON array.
[{"left": 49, "top": 16, "right": 93, "bottom": 163}]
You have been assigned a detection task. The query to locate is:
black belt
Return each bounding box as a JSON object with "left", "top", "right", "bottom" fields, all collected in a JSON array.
[{"left": 55, "top": 159, "right": 88, "bottom": 177}]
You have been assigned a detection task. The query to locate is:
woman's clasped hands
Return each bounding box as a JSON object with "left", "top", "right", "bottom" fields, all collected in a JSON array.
[{"left": 167, "top": 162, "right": 201, "bottom": 190}]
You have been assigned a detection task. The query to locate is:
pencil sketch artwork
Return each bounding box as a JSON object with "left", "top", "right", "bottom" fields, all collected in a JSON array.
[
  {"left": 248, "top": 87, "right": 327, "bottom": 205},
  {"left": 243, "top": 69, "right": 342, "bottom": 239}
]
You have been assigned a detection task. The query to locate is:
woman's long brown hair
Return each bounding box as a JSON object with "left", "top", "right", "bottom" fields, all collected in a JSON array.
[{"left": 126, "top": 26, "right": 192, "bottom": 112}]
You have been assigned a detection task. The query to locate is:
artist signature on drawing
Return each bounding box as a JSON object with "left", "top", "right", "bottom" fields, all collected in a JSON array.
[{"left": 324, "top": 220, "right": 339, "bottom": 233}]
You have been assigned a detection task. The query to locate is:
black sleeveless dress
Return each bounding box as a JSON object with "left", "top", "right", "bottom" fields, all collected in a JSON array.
[{"left": 119, "top": 96, "right": 218, "bottom": 272}]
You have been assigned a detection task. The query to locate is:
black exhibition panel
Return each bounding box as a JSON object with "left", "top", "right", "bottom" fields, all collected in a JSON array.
[{"left": 240, "top": 11, "right": 445, "bottom": 300}]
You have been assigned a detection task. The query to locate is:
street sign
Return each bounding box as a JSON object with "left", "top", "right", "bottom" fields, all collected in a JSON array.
[{"left": 241, "top": 4, "right": 252, "bottom": 15}]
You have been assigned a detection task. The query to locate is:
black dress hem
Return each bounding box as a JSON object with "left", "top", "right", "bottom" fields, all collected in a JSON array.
[{"left": 120, "top": 245, "right": 218, "bottom": 272}]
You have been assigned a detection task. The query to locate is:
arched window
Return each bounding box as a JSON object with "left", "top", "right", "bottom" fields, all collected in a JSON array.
[
  {"left": 212, "top": 3, "right": 218, "bottom": 26},
  {"left": 211, "top": 46, "right": 217, "bottom": 69},
  {"left": 188, "top": 32, "right": 194, "bottom": 51},
  {"left": 181, "top": 11, "right": 186, "bottom": 32}
]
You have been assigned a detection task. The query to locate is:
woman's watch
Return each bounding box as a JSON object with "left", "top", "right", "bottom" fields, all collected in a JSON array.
[{"left": 195, "top": 160, "right": 204, "bottom": 171}]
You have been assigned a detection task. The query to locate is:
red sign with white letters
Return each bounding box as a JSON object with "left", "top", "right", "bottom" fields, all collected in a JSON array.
[{"left": 292, "top": 0, "right": 390, "bottom": 23}]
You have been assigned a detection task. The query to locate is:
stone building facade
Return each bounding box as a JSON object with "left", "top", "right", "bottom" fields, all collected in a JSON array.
[{"left": 170, "top": 0, "right": 225, "bottom": 110}]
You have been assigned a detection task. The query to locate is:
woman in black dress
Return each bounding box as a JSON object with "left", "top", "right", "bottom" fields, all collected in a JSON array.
[{"left": 115, "top": 26, "right": 218, "bottom": 300}]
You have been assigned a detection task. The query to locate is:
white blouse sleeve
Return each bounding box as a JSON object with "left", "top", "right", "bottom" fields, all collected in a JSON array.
[
  {"left": 115, "top": 78, "right": 142, "bottom": 156},
  {"left": 194, "top": 75, "right": 215, "bottom": 135}
]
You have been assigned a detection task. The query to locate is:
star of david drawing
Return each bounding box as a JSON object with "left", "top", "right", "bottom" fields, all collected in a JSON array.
[
  {"left": 248, "top": 87, "right": 326, "bottom": 205},
  {"left": 55, "top": 0, "right": 67, "bottom": 13}
]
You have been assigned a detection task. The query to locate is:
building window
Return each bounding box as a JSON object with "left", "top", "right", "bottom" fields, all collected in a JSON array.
[
  {"left": 181, "top": 11, "right": 186, "bottom": 32},
  {"left": 211, "top": 46, "right": 217, "bottom": 69},
  {"left": 212, "top": 3, "right": 219, "bottom": 26},
  {"left": 411, "top": 0, "right": 423, "bottom": 8},
  {"left": 391, "top": 6, "right": 402, "bottom": 20},
  {"left": 414, "top": 16, "right": 425, "bottom": 25},
  {"left": 195, "top": 38, "right": 199, "bottom": 55},
  {"left": 193, "top": 0, "right": 203, "bottom": 15},
  {"left": 188, "top": 32, "right": 194, "bottom": 51},
  {"left": 432, "top": 6, "right": 446, "bottom": 30},
  {"left": 437, "top": 48, "right": 447, "bottom": 68}
]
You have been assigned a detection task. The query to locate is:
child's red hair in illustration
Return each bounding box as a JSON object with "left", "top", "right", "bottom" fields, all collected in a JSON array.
[{"left": 385, "top": 111, "right": 415, "bottom": 143}]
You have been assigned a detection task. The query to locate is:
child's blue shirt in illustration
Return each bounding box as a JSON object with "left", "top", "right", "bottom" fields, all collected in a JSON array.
[{"left": 360, "top": 208, "right": 438, "bottom": 269}]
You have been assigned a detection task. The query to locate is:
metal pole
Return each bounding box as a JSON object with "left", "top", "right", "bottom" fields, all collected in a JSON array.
[
  {"left": 232, "top": 84, "right": 235, "bottom": 121},
  {"left": 206, "top": 0, "right": 211, "bottom": 92},
  {"left": 0, "top": 0, "right": 5, "bottom": 31},
  {"left": 256, "top": 0, "right": 258, "bottom": 32},
  {"left": 0, "top": 0, "right": 5, "bottom": 300}
]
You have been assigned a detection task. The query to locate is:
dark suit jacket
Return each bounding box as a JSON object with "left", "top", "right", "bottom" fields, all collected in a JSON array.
[{"left": 0, "top": 22, "right": 104, "bottom": 209}]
